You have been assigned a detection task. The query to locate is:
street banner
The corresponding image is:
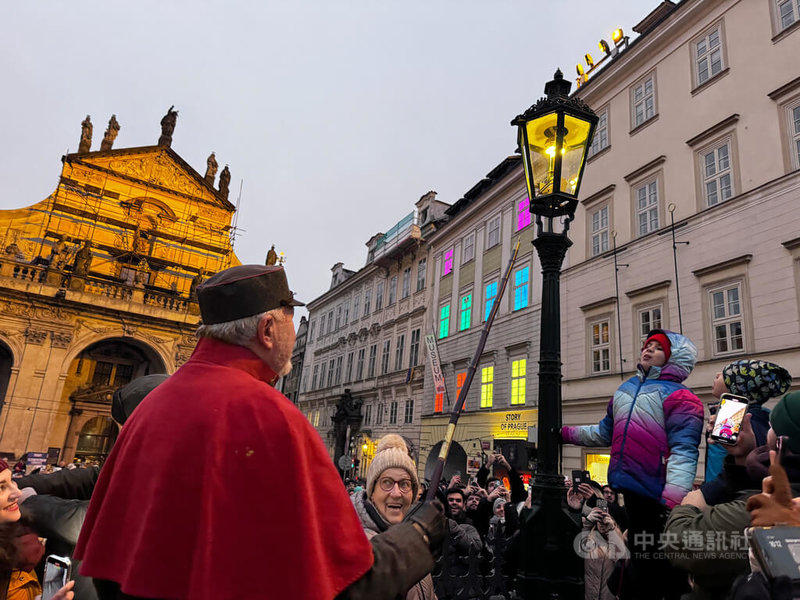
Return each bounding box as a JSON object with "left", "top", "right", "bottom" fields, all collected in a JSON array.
[{"left": 425, "top": 334, "right": 446, "bottom": 396}]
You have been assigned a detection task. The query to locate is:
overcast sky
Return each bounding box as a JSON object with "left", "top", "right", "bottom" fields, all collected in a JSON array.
[{"left": 2, "top": 1, "right": 652, "bottom": 323}]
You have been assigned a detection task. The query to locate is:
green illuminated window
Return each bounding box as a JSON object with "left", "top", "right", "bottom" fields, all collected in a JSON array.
[
  {"left": 459, "top": 294, "right": 472, "bottom": 331},
  {"left": 439, "top": 305, "right": 450, "bottom": 339}
]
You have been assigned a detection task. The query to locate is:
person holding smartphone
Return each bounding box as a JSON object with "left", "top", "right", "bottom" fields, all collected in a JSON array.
[
  {"left": 704, "top": 359, "right": 792, "bottom": 484},
  {"left": 0, "top": 458, "right": 74, "bottom": 600},
  {"left": 561, "top": 329, "right": 704, "bottom": 600}
]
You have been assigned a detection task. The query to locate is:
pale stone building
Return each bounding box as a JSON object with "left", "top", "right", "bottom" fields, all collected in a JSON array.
[
  {"left": 0, "top": 112, "right": 242, "bottom": 464},
  {"left": 560, "top": 0, "right": 800, "bottom": 481},
  {"left": 296, "top": 192, "right": 449, "bottom": 478},
  {"left": 419, "top": 157, "right": 539, "bottom": 482}
]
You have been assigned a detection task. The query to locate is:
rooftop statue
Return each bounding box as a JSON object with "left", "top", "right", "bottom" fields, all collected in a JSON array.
[
  {"left": 218, "top": 165, "right": 231, "bottom": 200},
  {"left": 100, "top": 115, "right": 120, "bottom": 151},
  {"left": 78, "top": 115, "right": 93, "bottom": 153},
  {"left": 158, "top": 105, "right": 178, "bottom": 147},
  {"left": 205, "top": 152, "right": 218, "bottom": 185}
]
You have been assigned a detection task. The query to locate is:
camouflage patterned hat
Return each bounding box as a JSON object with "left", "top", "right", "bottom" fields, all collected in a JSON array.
[{"left": 722, "top": 359, "right": 792, "bottom": 405}]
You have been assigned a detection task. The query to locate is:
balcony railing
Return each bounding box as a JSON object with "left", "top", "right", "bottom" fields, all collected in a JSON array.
[
  {"left": 0, "top": 256, "right": 193, "bottom": 314},
  {"left": 372, "top": 212, "right": 421, "bottom": 265}
]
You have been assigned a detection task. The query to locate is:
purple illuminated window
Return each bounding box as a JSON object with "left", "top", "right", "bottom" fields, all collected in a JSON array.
[
  {"left": 443, "top": 248, "right": 454, "bottom": 276},
  {"left": 517, "top": 198, "right": 531, "bottom": 231}
]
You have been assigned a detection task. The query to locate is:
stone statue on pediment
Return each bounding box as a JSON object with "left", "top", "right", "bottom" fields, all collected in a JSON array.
[
  {"left": 158, "top": 105, "right": 178, "bottom": 147},
  {"left": 78, "top": 115, "right": 92, "bottom": 153},
  {"left": 218, "top": 165, "right": 231, "bottom": 200},
  {"left": 205, "top": 153, "right": 218, "bottom": 185},
  {"left": 100, "top": 115, "right": 120, "bottom": 151},
  {"left": 266, "top": 245, "right": 278, "bottom": 266},
  {"left": 72, "top": 241, "right": 93, "bottom": 277},
  {"left": 189, "top": 268, "right": 206, "bottom": 299}
]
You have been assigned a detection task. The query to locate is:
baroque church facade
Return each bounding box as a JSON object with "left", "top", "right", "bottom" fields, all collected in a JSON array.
[{"left": 0, "top": 111, "right": 240, "bottom": 464}]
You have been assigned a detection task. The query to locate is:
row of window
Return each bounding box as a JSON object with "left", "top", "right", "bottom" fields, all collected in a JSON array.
[
  {"left": 589, "top": 282, "right": 743, "bottom": 374},
  {"left": 442, "top": 199, "right": 532, "bottom": 277},
  {"left": 439, "top": 267, "right": 530, "bottom": 339},
  {"left": 363, "top": 399, "right": 415, "bottom": 426},
  {"left": 433, "top": 359, "right": 528, "bottom": 412},
  {"left": 309, "top": 259, "right": 427, "bottom": 342},
  {"left": 306, "top": 329, "right": 422, "bottom": 392},
  {"left": 305, "top": 398, "right": 416, "bottom": 429},
  {"left": 589, "top": 136, "right": 735, "bottom": 257}
]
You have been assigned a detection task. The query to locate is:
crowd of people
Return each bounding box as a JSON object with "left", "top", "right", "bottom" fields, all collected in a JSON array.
[{"left": 0, "top": 264, "right": 797, "bottom": 600}]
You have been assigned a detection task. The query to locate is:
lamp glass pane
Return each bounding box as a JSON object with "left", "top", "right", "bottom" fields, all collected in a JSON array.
[
  {"left": 524, "top": 111, "right": 560, "bottom": 197},
  {"left": 560, "top": 114, "right": 593, "bottom": 196}
]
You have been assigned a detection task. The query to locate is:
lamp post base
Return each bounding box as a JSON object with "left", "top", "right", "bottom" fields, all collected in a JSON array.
[{"left": 514, "top": 474, "right": 584, "bottom": 600}]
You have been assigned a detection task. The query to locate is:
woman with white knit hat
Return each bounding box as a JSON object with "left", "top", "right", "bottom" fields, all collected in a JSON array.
[{"left": 351, "top": 434, "right": 436, "bottom": 600}]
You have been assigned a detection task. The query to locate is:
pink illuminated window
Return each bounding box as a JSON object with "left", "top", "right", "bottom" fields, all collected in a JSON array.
[
  {"left": 517, "top": 198, "right": 531, "bottom": 231},
  {"left": 443, "top": 248, "right": 454, "bottom": 276}
]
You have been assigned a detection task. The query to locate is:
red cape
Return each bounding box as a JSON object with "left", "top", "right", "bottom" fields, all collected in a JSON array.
[{"left": 75, "top": 338, "right": 373, "bottom": 599}]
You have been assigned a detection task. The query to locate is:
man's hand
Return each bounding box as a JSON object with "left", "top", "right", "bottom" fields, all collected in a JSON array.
[
  {"left": 404, "top": 501, "right": 446, "bottom": 553},
  {"left": 680, "top": 489, "right": 708, "bottom": 510},
  {"left": 566, "top": 486, "right": 584, "bottom": 510},
  {"left": 577, "top": 482, "right": 597, "bottom": 500},
  {"left": 726, "top": 413, "right": 756, "bottom": 465},
  {"left": 449, "top": 474, "right": 463, "bottom": 488},
  {"left": 496, "top": 455, "right": 511, "bottom": 471},
  {"left": 747, "top": 450, "right": 800, "bottom": 526}
]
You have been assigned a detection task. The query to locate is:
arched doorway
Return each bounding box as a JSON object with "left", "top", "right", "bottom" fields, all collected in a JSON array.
[
  {"left": 0, "top": 342, "right": 12, "bottom": 422},
  {"left": 75, "top": 416, "right": 119, "bottom": 464},
  {"left": 62, "top": 337, "right": 166, "bottom": 463},
  {"left": 424, "top": 440, "right": 467, "bottom": 482}
]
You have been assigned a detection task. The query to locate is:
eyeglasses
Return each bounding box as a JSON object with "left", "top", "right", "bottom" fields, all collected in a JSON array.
[{"left": 378, "top": 477, "right": 413, "bottom": 493}]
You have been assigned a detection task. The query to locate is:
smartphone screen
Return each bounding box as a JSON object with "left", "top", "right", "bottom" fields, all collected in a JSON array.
[
  {"left": 42, "top": 555, "right": 71, "bottom": 600},
  {"left": 710, "top": 394, "right": 748, "bottom": 444},
  {"left": 596, "top": 498, "right": 608, "bottom": 512}
]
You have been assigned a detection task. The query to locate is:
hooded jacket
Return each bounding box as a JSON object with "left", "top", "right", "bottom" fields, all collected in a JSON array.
[{"left": 562, "top": 330, "right": 704, "bottom": 508}]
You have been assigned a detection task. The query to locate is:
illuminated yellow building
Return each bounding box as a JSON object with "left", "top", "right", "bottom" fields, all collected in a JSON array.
[{"left": 0, "top": 112, "right": 241, "bottom": 463}]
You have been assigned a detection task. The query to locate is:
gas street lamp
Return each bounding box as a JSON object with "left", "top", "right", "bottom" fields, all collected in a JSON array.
[{"left": 511, "top": 69, "right": 598, "bottom": 600}]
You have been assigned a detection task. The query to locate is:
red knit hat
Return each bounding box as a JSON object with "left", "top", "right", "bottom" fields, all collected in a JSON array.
[{"left": 643, "top": 330, "right": 671, "bottom": 363}]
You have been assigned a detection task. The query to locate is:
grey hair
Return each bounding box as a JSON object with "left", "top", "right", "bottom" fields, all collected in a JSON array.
[{"left": 196, "top": 307, "right": 288, "bottom": 345}]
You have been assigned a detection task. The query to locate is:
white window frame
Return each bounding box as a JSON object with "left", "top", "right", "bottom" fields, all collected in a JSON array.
[
  {"left": 381, "top": 340, "right": 391, "bottom": 374},
  {"left": 709, "top": 282, "right": 745, "bottom": 356},
  {"left": 401, "top": 268, "right": 411, "bottom": 299},
  {"left": 486, "top": 215, "right": 501, "bottom": 249},
  {"left": 634, "top": 177, "right": 660, "bottom": 237},
  {"left": 588, "top": 106, "right": 609, "bottom": 157},
  {"left": 590, "top": 319, "right": 611, "bottom": 374},
  {"left": 693, "top": 23, "right": 725, "bottom": 88},
  {"left": 356, "top": 348, "right": 365, "bottom": 380},
  {"left": 394, "top": 334, "right": 405, "bottom": 371},
  {"left": 389, "top": 401, "right": 398, "bottom": 425},
  {"left": 701, "top": 139, "right": 734, "bottom": 207},
  {"left": 463, "top": 232, "right": 475, "bottom": 263},
  {"left": 409, "top": 329, "right": 421, "bottom": 367},
  {"left": 364, "top": 403, "right": 372, "bottom": 426},
  {"left": 788, "top": 99, "right": 800, "bottom": 170},
  {"left": 637, "top": 304, "right": 663, "bottom": 345},
  {"left": 590, "top": 204, "right": 609, "bottom": 257},
  {"left": 775, "top": 0, "right": 800, "bottom": 33},
  {"left": 416, "top": 258, "right": 427, "bottom": 291},
  {"left": 376, "top": 281, "right": 385, "bottom": 310},
  {"left": 631, "top": 73, "right": 657, "bottom": 130},
  {"left": 404, "top": 399, "right": 414, "bottom": 424}
]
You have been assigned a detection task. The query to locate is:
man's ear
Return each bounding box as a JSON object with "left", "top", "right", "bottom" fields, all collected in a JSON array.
[{"left": 256, "top": 313, "right": 275, "bottom": 350}]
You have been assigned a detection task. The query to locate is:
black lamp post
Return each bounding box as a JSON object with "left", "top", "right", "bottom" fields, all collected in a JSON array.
[{"left": 511, "top": 69, "right": 598, "bottom": 600}]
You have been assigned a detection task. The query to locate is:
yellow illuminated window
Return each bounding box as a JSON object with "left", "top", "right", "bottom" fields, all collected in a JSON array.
[
  {"left": 480, "top": 366, "right": 494, "bottom": 408},
  {"left": 511, "top": 359, "right": 526, "bottom": 405}
]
